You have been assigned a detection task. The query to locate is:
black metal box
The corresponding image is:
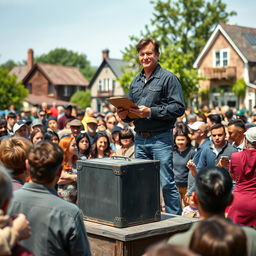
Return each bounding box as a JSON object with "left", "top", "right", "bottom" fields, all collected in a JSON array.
[{"left": 77, "top": 157, "right": 160, "bottom": 228}]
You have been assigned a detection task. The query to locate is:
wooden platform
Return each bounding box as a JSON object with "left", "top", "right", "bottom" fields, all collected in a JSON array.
[{"left": 84, "top": 213, "right": 197, "bottom": 256}]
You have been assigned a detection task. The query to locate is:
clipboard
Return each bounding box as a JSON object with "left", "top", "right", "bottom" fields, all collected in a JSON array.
[{"left": 107, "top": 97, "right": 140, "bottom": 119}]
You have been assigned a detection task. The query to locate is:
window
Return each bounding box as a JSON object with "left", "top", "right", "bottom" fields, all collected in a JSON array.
[
  {"left": 215, "top": 49, "right": 229, "bottom": 67},
  {"left": 98, "top": 80, "right": 102, "bottom": 91},
  {"left": 63, "top": 86, "right": 68, "bottom": 96}
]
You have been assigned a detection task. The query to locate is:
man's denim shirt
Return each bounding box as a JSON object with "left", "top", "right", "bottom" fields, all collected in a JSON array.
[{"left": 126, "top": 64, "right": 185, "bottom": 132}]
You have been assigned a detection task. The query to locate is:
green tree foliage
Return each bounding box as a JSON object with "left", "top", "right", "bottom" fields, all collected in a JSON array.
[
  {"left": 232, "top": 78, "right": 246, "bottom": 105},
  {"left": 0, "top": 60, "right": 17, "bottom": 71},
  {"left": 35, "top": 48, "right": 96, "bottom": 80},
  {"left": 0, "top": 67, "right": 28, "bottom": 110},
  {"left": 70, "top": 90, "right": 91, "bottom": 110},
  {"left": 119, "top": 0, "right": 236, "bottom": 101}
]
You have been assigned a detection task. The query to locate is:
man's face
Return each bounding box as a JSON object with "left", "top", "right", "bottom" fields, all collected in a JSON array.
[
  {"left": 190, "top": 129, "right": 201, "bottom": 141},
  {"left": 211, "top": 127, "right": 226, "bottom": 148},
  {"left": 15, "top": 125, "right": 28, "bottom": 138},
  {"left": 138, "top": 42, "right": 160, "bottom": 73},
  {"left": 7, "top": 117, "right": 17, "bottom": 127},
  {"left": 70, "top": 126, "right": 82, "bottom": 138},
  {"left": 39, "top": 111, "right": 46, "bottom": 120},
  {"left": 65, "top": 108, "right": 72, "bottom": 116},
  {"left": 48, "top": 120, "right": 58, "bottom": 131},
  {"left": 227, "top": 125, "right": 243, "bottom": 144},
  {"left": 87, "top": 123, "right": 97, "bottom": 135}
]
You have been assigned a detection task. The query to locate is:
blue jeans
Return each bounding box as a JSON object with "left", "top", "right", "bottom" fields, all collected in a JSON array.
[{"left": 135, "top": 132, "right": 182, "bottom": 215}]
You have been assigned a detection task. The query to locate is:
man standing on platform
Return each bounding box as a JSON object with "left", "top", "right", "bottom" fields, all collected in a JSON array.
[{"left": 117, "top": 38, "right": 185, "bottom": 214}]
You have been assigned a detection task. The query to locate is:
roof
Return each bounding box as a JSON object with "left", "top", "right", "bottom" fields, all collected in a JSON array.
[
  {"left": 193, "top": 23, "right": 256, "bottom": 68},
  {"left": 9, "top": 66, "right": 30, "bottom": 82},
  {"left": 106, "top": 58, "right": 128, "bottom": 77},
  {"left": 25, "top": 94, "right": 76, "bottom": 106},
  {"left": 10, "top": 63, "right": 89, "bottom": 86},
  {"left": 89, "top": 58, "right": 128, "bottom": 88},
  {"left": 221, "top": 23, "right": 256, "bottom": 63}
]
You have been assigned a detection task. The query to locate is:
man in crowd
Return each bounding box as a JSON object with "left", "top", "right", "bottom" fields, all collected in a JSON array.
[
  {"left": 86, "top": 117, "right": 98, "bottom": 145},
  {"left": 8, "top": 141, "right": 91, "bottom": 256},
  {"left": 186, "top": 121, "right": 211, "bottom": 194},
  {"left": 69, "top": 119, "right": 83, "bottom": 138},
  {"left": 13, "top": 121, "right": 29, "bottom": 139},
  {"left": 196, "top": 123, "right": 237, "bottom": 172},
  {"left": 6, "top": 112, "right": 17, "bottom": 136},
  {"left": 227, "top": 119, "right": 246, "bottom": 151},
  {"left": 117, "top": 38, "right": 185, "bottom": 214},
  {"left": 58, "top": 105, "right": 75, "bottom": 130},
  {"left": 168, "top": 167, "right": 256, "bottom": 255}
]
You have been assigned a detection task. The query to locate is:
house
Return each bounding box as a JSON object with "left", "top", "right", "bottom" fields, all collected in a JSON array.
[
  {"left": 9, "top": 49, "right": 89, "bottom": 106},
  {"left": 193, "top": 23, "right": 256, "bottom": 111},
  {"left": 89, "top": 49, "right": 128, "bottom": 112}
]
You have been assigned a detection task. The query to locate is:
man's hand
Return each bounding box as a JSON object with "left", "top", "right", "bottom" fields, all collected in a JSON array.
[
  {"left": 12, "top": 213, "right": 31, "bottom": 241},
  {"left": 117, "top": 108, "right": 128, "bottom": 120},
  {"left": 129, "top": 106, "right": 151, "bottom": 118},
  {"left": 186, "top": 160, "right": 197, "bottom": 177},
  {"left": 216, "top": 157, "right": 230, "bottom": 168}
]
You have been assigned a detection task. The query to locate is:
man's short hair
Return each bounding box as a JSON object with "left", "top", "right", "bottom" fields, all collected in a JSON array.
[
  {"left": 210, "top": 123, "right": 225, "bottom": 132},
  {"left": 0, "top": 137, "right": 32, "bottom": 176},
  {"left": 0, "top": 165, "right": 12, "bottom": 209},
  {"left": 208, "top": 114, "right": 222, "bottom": 124},
  {"left": 195, "top": 167, "right": 233, "bottom": 214},
  {"left": 228, "top": 119, "right": 246, "bottom": 131},
  {"left": 28, "top": 141, "right": 64, "bottom": 184},
  {"left": 136, "top": 38, "right": 160, "bottom": 53},
  {"left": 7, "top": 112, "right": 17, "bottom": 119}
]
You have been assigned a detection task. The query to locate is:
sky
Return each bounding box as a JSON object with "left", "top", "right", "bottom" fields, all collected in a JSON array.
[{"left": 0, "top": 0, "right": 255, "bottom": 67}]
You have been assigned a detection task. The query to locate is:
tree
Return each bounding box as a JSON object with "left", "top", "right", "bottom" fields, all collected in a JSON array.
[
  {"left": 70, "top": 90, "right": 91, "bottom": 109},
  {"left": 0, "top": 60, "right": 17, "bottom": 71},
  {"left": 34, "top": 48, "right": 96, "bottom": 80},
  {"left": 232, "top": 78, "right": 246, "bottom": 107},
  {"left": 119, "top": 0, "right": 236, "bottom": 101},
  {"left": 0, "top": 67, "right": 28, "bottom": 110}
]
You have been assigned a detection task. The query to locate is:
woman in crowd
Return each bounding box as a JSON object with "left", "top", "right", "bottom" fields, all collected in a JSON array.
[
  {"left": 97, "top": 119, "right": 107, "bottom": 132},
  {"left": 115, "top": 128, "right": 135, "bottom": 158},
  {"left": 173, "top": 129, "right": 195, "bottom": 207},
  {"left": 30, "top": 127, "right": 44, "bottom": 144},
  {"left": 76, "top": 131, "right": 91, "bottom": 160},
  {"left": 89, "top": 132, "right": 113, "bottom": 159},
  {"left": 110, "top": 126, "right": 122, "bottom": 152},
  {"left": 44, "top": 131, "right": 60, "bottom": 144},
  {"left": 58, "top": 136, "right": 78, "bottom": 203},
  {"left": 190, "top": 216, "right": 247, "bottom": 256},
  {"left": 227, "top": 127, "right": 256, "bottom": 228}
]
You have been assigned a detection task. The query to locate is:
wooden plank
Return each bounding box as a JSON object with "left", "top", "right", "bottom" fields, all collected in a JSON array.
[{"left": 84, "top": 213, "right": 197, "bottom": 242}]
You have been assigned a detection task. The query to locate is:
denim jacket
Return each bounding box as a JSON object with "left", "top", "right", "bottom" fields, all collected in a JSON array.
[{"left": 126, "top": 64, "right": 185, "bottom": 132}]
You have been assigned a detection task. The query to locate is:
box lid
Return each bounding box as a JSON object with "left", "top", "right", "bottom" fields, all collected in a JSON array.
[{"left": 77, "top": 157, "right": 159, "bottom": 169}]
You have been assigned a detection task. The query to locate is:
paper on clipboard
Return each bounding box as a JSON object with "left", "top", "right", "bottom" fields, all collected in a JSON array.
[{"left": 107, "top": 97, "right": 140, "bottom": 119}]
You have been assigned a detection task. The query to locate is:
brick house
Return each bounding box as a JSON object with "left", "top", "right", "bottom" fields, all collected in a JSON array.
[
  {"left": 10, "top": 49, "right": 89, "bottom": 106},
  {"left": 193, "top": 23, "right": 256, "bottom": 111},
  {"left": 89, "top": 49, "right": 128, "bottom": 112}
]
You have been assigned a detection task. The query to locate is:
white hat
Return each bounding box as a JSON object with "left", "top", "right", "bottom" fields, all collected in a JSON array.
[
  {"left": 13, "top": 120, "right": 27, "bottom": 133},
  {"left": 244, "top": 127, "right": 256, "bottom": 143},
  {"left": 187, "top": 121, "right": 205, "bottom": 131}
]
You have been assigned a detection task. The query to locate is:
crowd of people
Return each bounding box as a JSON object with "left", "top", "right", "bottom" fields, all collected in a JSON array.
[{"left": 0, "top": 102, "right": 256, "bottom": 255}]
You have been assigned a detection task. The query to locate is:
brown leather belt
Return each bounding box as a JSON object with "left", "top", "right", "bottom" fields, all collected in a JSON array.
[{"left": 137, "top": 131, "right": 168, "bottom": 138}]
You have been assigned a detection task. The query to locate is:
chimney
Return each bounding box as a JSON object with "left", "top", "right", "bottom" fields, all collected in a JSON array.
[
  {"left": 27, "top": 49, "right": 34, "bottom": 70},
  {"left": 102, "top": 49, "right": 109, "bottom": 60}
]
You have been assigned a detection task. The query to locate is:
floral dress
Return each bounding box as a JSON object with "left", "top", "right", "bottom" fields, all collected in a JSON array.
[{"left": 57, "top": 167, "right": 77, "bottom": 203}]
